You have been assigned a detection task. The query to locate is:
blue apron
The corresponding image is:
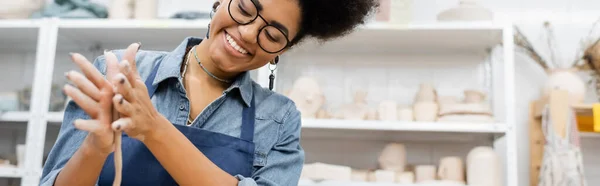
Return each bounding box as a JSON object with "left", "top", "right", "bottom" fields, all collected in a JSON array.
[{"left": 97, "top": 62, "right": 256, "bottom": 186}]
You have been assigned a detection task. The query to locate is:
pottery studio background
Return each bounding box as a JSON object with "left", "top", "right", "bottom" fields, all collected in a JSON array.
[{"left": 1, "top": 0, "right": 600, "bottom": 186}]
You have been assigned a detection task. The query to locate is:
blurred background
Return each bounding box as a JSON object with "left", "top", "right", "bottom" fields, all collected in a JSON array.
[{"left": 0, "top": 0, "right": 599, "bottom": 186}]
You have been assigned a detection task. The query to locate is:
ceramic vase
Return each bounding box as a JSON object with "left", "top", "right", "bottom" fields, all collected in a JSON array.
[
  {"left": 413, "top": 102, "right": 438, "bottom": 122},
  {"left": 287, "top": 77, "right": 325, "bottom": 119},
  {"left": 467, "top": 146, "right": 502, "bottom": 186},
  {"left": 378, "top": 143, "right": 406, "bottom": 172},
  {"left": 109, "top": 0, "right": 133, "bottom": 19},
  {"left": 464, "top": 90, "right": 486, "bottom": 103},
  {"left": 134, "top": 0, "right": 158, "bottom": 19},
  {"left": 0, "top": 0, "right": 44, "bottom": 19},
  {"left": 438, "top": 156, "right": 465, "bottom": 183},
  {"left": 415, "top": 83, "right": 436, "bottom": 103},
  {"left": 542, "top": 68, "right": 586, "bottom": 105},
  {"left": 396, "top": 171, "right": 415, "bottom": 183},
  {"left": 415, "top": 165, "right": 436, "bottom": 183}
]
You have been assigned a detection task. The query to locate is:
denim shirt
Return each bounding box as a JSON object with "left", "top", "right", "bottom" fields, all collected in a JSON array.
[{"left": 40, "top": 37, "right": 305, "bottom": 186}]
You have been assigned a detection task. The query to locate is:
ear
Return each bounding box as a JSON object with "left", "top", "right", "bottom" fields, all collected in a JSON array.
[{"left": 213, "top": 1, "right": 221, "bottom": 11}]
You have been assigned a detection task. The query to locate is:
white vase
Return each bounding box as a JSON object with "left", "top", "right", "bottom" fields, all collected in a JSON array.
[
  {"left": 438, "top": 156, "right": 465, "bottom": 183},
  {"left": 542, "top": 69, "right": 586, "bottom": 104},
  {"left": 467, "top": 146, "right": 502, "bottom": 186},
  {"left": 413, "top": 102, "right": 438, "bottom": 122},
  {"left": 134, "top": 0, "right": 158, "bottom": 19},
  {"left": 0, "top": 0, "right": 44, "bottom": 19},
  {"left": 397, "top": 107, "right": 414, "bottom": 121},
  {"left": 378, "top": 143, "right": 406, "bottom": 172},
  {"left": 109, "top": 0, "right": 134, "bottom": 19},
  {"left": 378, "top": 101, "right": 398, "bottom": 121},
  {"left": 415, "top": 165, "right": 436, "bottom": 183},
  {"left": 415, "top": 83, "right": 437, "bottom": 103}
]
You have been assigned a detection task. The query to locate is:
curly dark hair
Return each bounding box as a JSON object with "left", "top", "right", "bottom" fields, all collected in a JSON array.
[{"left": 291, "top": 0, "right": 380, "bottom": 46}]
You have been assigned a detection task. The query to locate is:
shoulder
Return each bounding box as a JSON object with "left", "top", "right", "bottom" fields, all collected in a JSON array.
[
  {"left": 91, "top": 49, "right": 169, "bottom": 80},
  {"left": 251, "top": 82, "right": 302, "bottom": 131}
]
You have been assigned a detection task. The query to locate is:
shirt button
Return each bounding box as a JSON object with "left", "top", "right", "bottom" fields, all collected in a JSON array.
[{"left": 179, "top": 105, "right": 185, "bottom": 110}]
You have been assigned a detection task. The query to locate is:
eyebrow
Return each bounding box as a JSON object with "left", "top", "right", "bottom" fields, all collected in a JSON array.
[
  {"left": 251, "top": 0, "right": 290, "bottom": 37},
  {"left": 251, "top": 0, "right": 263, "bottom": 11}
]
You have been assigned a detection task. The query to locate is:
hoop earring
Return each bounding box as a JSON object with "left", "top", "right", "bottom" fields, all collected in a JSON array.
[{"left": 268, "top": 56, "right": 279, "bottom": 91}]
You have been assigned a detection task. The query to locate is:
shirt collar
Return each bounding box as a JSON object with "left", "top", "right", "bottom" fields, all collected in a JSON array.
[{"left": 153, "top": 36, "right": 254, "bottom": 107}]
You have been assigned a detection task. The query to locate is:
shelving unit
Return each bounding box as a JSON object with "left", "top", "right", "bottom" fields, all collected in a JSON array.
[{"left": 0, "top": 18, "right": 517, "bottom": 186}]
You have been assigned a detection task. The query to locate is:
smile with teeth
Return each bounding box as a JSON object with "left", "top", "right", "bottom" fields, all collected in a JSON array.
[{"left": 225, "top": 33, "right": 249, "bottom": 55}]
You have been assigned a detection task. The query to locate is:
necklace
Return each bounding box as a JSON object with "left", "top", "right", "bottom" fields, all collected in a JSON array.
[
  {"left": 191, "top": 45, "right": 232, "bottom": 83},
  {"left": 182, "top": 49, "right": 194, "bottom": 125}
]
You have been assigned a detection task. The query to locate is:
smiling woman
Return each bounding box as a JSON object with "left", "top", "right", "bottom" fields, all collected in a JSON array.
[{"left": 40, "top": 0, "right": 379, "bottom": 186}]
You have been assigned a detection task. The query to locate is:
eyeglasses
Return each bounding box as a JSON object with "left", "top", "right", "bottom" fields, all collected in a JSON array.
[{"left": 228, "top": 0, "right": 290, "bottom": 54}]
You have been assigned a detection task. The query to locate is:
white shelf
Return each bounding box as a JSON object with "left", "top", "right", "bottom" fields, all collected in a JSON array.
[
  {"left": 0, "top": 20, "right": 39, "bottom": 51},
  {"left": 0, "top": 112, "right": 30, "bottom": 122},
  {"left": 302, "top": 119, "right": 507, "bottom": 133},
  {"left": 0, "top": 167, "right": 24, "bottom": 178},
  {"left": 47, "top": 112, "right": 64, "bottom": 123}
]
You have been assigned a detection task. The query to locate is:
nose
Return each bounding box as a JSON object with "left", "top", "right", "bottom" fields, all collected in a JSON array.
[{"left": 238, "top": 21, "right": 262, "bottom": 44}]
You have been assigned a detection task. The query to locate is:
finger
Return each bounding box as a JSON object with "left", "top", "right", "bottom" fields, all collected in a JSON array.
[
  {"left": 65, "top": 71, "right": 102, "bottom": 101},
  {"left": 113, "top": 73, "right": 134, "bottom": 101},
  {"left": 112, "top": 94, "right": 133, "bottom": 116},
  {"left": 122, "top": 43, "right": 141, "bottom": 79},
  {"left": 111, "top": 117, "right": 133, "bottom": 132},
  {"left": 119, "top": 60, "right": 137, "bottom": 88},
  {"left": 63, "top": 84, "right": 99, "bottom": 118},
  {"left": 70, "top": 53, "right": 110, "bottom": 89},
  {"left": 104, "top": 50, "right": 121, "bottom": 84},
  {"left": 74, "top": 119, "right": 106, "bottom": 133}
]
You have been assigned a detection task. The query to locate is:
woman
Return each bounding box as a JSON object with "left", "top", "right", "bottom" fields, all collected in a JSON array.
[{"left": 41, "top": 0, "right": 378, "bottom": 185}]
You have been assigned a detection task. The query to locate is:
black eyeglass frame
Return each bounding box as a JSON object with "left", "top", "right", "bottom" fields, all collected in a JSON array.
[{"left": 227, "top": 0, "right": 291, "bottom": 54}]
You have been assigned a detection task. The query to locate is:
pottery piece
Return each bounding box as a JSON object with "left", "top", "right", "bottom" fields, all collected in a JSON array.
[
  {"left": 316, "top": 108, "right": 330, "bottom": 119},
  {"left": 378, "top": 143, "right": 406, "bottom": 172},
  {"left": 542, "top": 69, "right": 586, "bottom": 105},
  {"left": 437, "top": 0, "right": 493, "bottom": 21},
  {"left": 16, "top": 144, "right": 25, "bottom": 167},
  {"left": 109, "top": 0, "right": 133, "bottom": 19},
  {"left": 438, "top": 156, "right": 465, "bottom": 183},
  {"left": 371, "top": 170, "right": 396, "bottom": 183},
  {"left": 437, "top": 114, "right": 494, "bottom": 123},
  {"left": 287, "top": 77, "right": 325, "bottom": 119},
  {"left": 0, "top": 0, "right": 44, "bottom": 19},
  {"left": 134, "top": 0, "right": 158, "bottom": 19},
  {"left": 467, "top": 147, "right": 502, "bottom": 186},
  {"left": 438, "top": 103, "right": 492, "bottom": 116},
  {"left": 415, "top": 165, "right": 436, "bottom": 182},
  {"left": 415, "top": 83, "right": 437, "bottom": 103},
  {"left": 335, "top": 90, "right": 372, "bottom": 120},
  {"left": 301, "top": 163, "right": 352, "bottom": 181},
  {"left": 351, "top": 169, "right": 369, "bottom": 182},
  {"left": 396, "top": 171, "right": 415, "bottom": 183},
  {"left": 397, "top": 107, "right": 414, "bottom": 121},
  {"left": 413, "top": 102, "right": 438, "bottom": 122},
  {"left": 378, "top": 101, "right": 398, "bottom": 121},
  {"left": 464, "top": 90, "right": 486, "bottom": 103}
]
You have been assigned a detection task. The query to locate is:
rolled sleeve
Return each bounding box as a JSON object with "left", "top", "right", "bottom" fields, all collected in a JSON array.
[{"left": 236, "top": 103, "right": 305, "bottom": 186}]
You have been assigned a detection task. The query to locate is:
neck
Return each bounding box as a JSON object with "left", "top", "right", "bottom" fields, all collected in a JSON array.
[{"left": 186, "top": 42, "right": 235, "bottom": 89}]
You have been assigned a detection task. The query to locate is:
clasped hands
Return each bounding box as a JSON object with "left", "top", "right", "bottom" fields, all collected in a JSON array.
[{"left": 64, "top": 43, "right": 161, "bottom": 154}]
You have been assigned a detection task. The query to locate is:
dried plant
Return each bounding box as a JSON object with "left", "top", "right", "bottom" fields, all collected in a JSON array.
[{"left": 514, "top": 26, "right": 550, "bottom": 70}]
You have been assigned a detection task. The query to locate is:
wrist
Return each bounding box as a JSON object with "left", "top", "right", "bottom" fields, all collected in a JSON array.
[
  {"left": 82, "top": 136, "right": 111, "bottom": 158},
  {"left": 144, "top": 114, "right": 169, "bottom": 144}
]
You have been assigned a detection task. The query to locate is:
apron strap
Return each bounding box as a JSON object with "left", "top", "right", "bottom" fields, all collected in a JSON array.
[
  {"left": 240, "top": 97, "right": 255, "bottom": 142},
  {"left": 145, "top": 62, "right": 162, "bottom": 98}
]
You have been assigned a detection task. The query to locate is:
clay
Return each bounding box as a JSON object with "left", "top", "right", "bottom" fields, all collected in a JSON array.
[
  {"left": 438, "top": 156, "right": 465, "bottom": 183},
  {"left": 397, "top": 107, "right": 414, "bottom": 121},
  {"left": 467, "top": 147, "right": 502, "bottom": 186},
  {"left": 413, "top": 102, "right": 438, "bottom": 122},
  {"left": 415, "top": 83, "right": 437, "bottom": 103},
  {"left": 378, "top": 101, "right": 398, "bottom": 121},
  {"left": 415, "top": 165, "right": 437, "bottom": 182},
  {"left": 378, "top": 143, "right": 406, "bottom": 172},
  {"left": 287, "top": 77, "right": 326, "bottom": 119}
]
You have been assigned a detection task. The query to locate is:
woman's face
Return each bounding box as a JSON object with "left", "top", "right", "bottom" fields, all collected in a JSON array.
[{"left": 205, "top": 0, "right": 301, "bottom": 74}]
